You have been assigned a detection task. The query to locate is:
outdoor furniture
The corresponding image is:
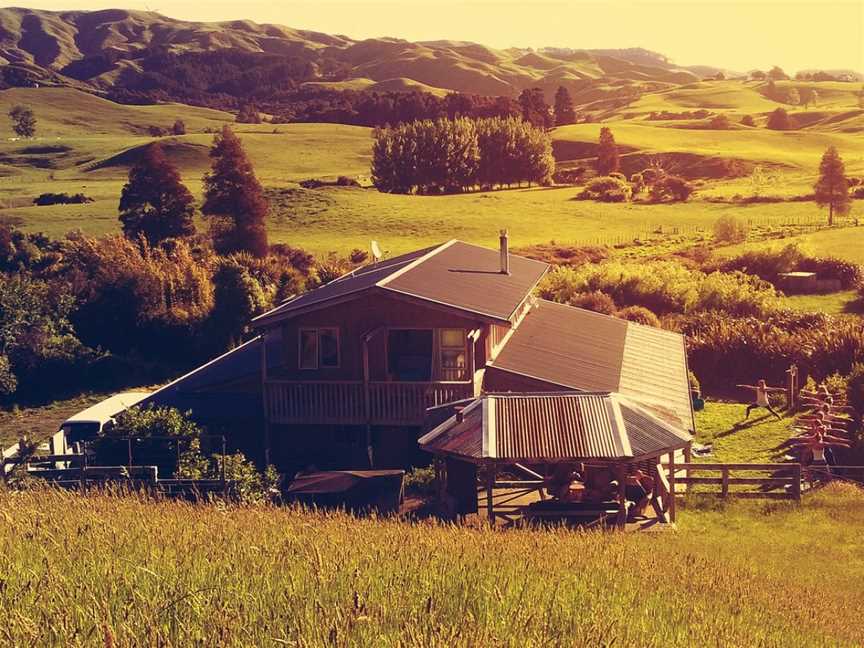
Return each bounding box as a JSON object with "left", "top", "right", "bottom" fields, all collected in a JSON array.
[{"left": 523, "top": 499, "right": 633, "bottom": 527}]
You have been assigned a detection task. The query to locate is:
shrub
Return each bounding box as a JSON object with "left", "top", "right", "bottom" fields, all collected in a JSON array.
[
  {"left": 579, "top": 176, "right": 631, "bottom": 202},
  {"left": 798, "top": 256, "right": 862, "bottom": 289},
  {"left": 336, "top": 175, "right": 360, "bottom": 187},
  {"left": 846, "top": 364, "right": 864, "bottom": 419},
  {"left": 615, "top": 305, "right": 661, "bottom": 327},
  {"left": 766, "top": 108, "right": 794, "bottom": 130},
  {"left": 741, "top": 115, "right": 756, "bottom": 127},
  {"left": 172, "top": 119, "right": 186, "bottom": 135},
  {"left": 709, "top": 114, "right": 732, "bottom": 130},
  {"left": 852, "top": 186, "right": 864, "bottom": 199},
  {"left": 567, "top": 290, "right": 617, "bottom": 315},
  {"left": 716, "top": 243, "right": 805, "bottom": 281},
  {"left": 650, "top": 175, "right": 694, "bottom": 202},
  {"left": 713, "top": 214, "right": 749, "bottom": 243},
  {"left": 539, "top": 261, "right": 781, "bottom": 318},
  {"left": 684, "top": 311, "right": 864, "bottom": 392},
  {"left": 609, "top": 172, "right": 627, "bottom": 182},
  {"left": 404, "top": 466, "right": 436, "bottom": 497},
  {"left": 33, "top": 192, "right": 93, "bottom": 206}
]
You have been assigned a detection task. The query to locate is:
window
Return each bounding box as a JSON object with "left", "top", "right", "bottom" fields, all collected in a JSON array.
[
  {"left": 439, "top": 328, "right": 466, "bottom": 380},
  {"left": 299, "top": 328, "right": 340, "bottom": 369}
]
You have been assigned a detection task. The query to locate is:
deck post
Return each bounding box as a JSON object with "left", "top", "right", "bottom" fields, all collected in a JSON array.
[
  {"left": 683, "top": 444, "right": 692, "bottom": 493},
  {"left": 485, "top": 462, "right": 496, "bottom": 525},
  {"left": 260, "top": 334, "right": 271, "bottom": 466},
  {"left": 667, "top": 451, "right": 676, "bottom": 523},
  {"left": 615, "top": 463, "right": 627, "bottom": 529}
]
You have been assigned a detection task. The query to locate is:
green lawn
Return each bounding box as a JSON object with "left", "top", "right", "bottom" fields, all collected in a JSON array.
[
  {"left": 782, "top": 289, "right": 863, "bottom": 314},
  {"left": 694, "top": 400, "right": 793, "bottom": 463}
]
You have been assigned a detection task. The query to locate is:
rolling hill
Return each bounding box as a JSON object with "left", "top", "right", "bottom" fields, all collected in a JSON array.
[{"left": 0, "top": 7, "right": 717, "bottom": 103}]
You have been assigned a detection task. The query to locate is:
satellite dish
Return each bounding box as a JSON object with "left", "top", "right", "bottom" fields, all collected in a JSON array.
[{"left": 371, "top": 240, "right": 383, "bottom": 262}]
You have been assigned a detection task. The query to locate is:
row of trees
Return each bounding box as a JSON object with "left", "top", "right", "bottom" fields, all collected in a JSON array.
[
  {"left": 119, "top": 126, "right": 269, "bottom": 256},
  {"left": 371, "top": 117, "right": 555, "bottom": 194}
]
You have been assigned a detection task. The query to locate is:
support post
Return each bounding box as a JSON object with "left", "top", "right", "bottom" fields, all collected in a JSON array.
[
  {"left": 615, "top": 463, "right": 628, "bottom": 529},
  {"left": 667, "top": 451, "right": 676, "bottom": 523},
  {"left": 721, "top": 466, "right": 730, "bottom": 498},
  {"left": 127, "top": 437, "right": 133, "bottom": 473},
  {"left": 362, "top": 336, "right": 373, "bottom": 468},
  {"left": 683, "top": 443, "right": 692, "bottom": 493},
  {"left": 260, "top": 334, "right": 271, "bottom": 467},
  {"left": 221, "top": 435, "right": 227, "bottom": 497},
  {"left": 485, "top": 462, "right": 496, "bottom": 525}
]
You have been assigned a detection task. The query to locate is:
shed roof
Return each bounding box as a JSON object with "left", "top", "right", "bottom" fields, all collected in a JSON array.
[
  {"left": 486, "top": 300, "right": 694, "bottom": 431},
  {"left": 418, "top": 392, "right": 692, "bottom": 463},
  {"left": 252, "top": 240, "right": 549, "bottom": 327}
]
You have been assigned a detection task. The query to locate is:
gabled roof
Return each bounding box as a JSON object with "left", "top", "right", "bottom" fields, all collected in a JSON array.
[
  {"left": 252, "top": 240, "right": 549, "bottom": 328},
  {"left": 486, "top": 300, "right": 694, "bottom": 432},
  {"left": 418, "top": 392, "right": 692, "bottom": 463},
  {"left": 63, "top": 392, "right": 152, "bottom": 426}
]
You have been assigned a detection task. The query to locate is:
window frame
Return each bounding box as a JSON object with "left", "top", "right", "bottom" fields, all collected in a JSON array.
[
  {"left": 438, "top": 328, "right": 467, "bottom": 380},
  {"left": 298, "top": 327, "right": 341, "bottom": 370}
]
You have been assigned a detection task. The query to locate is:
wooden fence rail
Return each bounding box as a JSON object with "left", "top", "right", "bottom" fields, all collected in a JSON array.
[{"left": 663, "top": 462, "right": 802, "bottom": 501}]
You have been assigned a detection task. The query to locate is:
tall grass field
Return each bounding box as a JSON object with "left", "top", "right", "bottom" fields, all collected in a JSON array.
[{"left": 2, "top": 484, "right": 864, "bottom": 646}]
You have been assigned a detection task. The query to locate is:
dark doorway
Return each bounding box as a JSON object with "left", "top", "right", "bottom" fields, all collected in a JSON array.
[{"left": 388, "top": 329, "right": 433, "bottom": 381}]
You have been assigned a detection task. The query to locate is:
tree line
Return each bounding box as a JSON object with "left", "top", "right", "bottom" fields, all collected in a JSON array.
[{"left": 371, "top": 116, "right": 555, "bottom": 194}]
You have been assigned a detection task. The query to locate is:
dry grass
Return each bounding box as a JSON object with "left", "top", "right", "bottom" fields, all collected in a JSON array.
[{"left": 2, "top": 483, "right": 863, "bottom": 646}]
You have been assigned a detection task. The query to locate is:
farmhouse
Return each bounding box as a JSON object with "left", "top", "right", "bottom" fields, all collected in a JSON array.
[{"left": 139, "top": 233, "right": 694, "bottom": 475}]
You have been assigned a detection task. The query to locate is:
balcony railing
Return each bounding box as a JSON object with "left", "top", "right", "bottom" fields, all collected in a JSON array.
[{"left": 265, "top": 380, "right": 475, "bottom": 426}]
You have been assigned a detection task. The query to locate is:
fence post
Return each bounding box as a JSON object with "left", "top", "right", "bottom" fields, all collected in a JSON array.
[
  {"left": 721, "top": 467, "right": 729, "bottom": 498},
  {"left": 221, "top": 436, "right": 227, "bottom": 497},
  {"left": 81, "top": 440, "right": 88, "bottom": 492},
  {"left": 667, "top": 451, "right": 676, "bottom": 523}
]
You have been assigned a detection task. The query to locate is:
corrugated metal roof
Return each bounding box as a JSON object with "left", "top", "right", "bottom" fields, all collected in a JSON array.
[
  {"left": 486, "top": 300, "right": 694, "bottom": 431},
  {"left": 419, "top": 392, "right": 691, "bottom": 462},
  {"left": 252, "top": 240, "right": 549, "bottom": 327}
]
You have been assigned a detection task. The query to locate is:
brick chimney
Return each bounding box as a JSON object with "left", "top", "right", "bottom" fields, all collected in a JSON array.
[{"left": 499, "top": 229, "right": 510, "bottom": 275}]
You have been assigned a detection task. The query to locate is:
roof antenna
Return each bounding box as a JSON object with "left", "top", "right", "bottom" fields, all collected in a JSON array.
[{"left": 371, "top": 240, "right": 385, "bottom": 264}]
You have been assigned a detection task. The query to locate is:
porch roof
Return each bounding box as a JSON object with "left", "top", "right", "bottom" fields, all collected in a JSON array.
[{"left": 418, "top": 392, "right": 692, "bottom": 464}]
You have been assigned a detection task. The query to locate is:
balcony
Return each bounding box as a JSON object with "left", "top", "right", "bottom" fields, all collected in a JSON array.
[{"left": 264, "top": 380, "right": 476, "bottom": 427}]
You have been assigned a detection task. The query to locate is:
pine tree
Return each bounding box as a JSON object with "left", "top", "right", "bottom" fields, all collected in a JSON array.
[
  {"left": 553, "top": 86, "right": 576, "bottom": 126},
  {"left": 202, "top": 126, "right": 269, "bottom": 257},
  {"left": 118, "top": 143, "right": 196, "bottom": 244},
  {"left": 813, "top": 146, "right": 851, "bottom": 226},
  {"left": 595, "top": 127, "right": 619, "bottom": 175}
]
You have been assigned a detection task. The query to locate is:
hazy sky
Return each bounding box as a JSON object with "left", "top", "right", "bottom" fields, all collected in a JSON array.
[{"left": 14, "top": 0, "right": 864, "bottom": 72}]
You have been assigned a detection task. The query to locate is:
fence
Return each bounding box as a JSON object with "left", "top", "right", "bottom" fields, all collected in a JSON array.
[
  {"left": 566, "top": 214, "right": 844, "bottom": 249},
  {"left": 665, "top": 462, "right": 802, "bottom": 500}
]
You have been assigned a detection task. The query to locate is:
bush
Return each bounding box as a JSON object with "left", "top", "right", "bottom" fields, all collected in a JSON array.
[
  {"left": 766, "top": 108, "right": 794, "bottom": 130},
  {"left": 567, "top": 290, "right": 617, "bottom": 315},
  {"left": 847, "top": 364, "right": 864, "bottom": 419},
  {"left": 797, "top": 256, "right": 863, "bottom": 289},
  {"left": 650, "top": 175, "right": 694, "bottom": 202},
  {"left": 709, "top": 114, "right": 732, "bottom": 130},
  {"left": 336, "top": 175, "right": 360, "bottom": 187},
  {"left": 615, "top": 305, "right": 661, "bottom": 327},
  {"left": 852, "top": 186, "right": 864, "bottom": 199},
  {"left": 404, "top": 466, "right": 436, "bottom": 497},
  {"left": 713, "top": 214, "right": 749, "bottom": 243},
  {"left": 716, "top": 243, "right": 805, "bottom": 281},
  {"left": 172, "top": 119, "right": 186, "bottom": 135},
  {"left": 684, "top": 311, "right": 864, "bottom": 392},
  {"left": 579, "top": 176, "right": 631, "bottom": 202},
  {"left": 539, "top": 261, "right": 781, "bottom": 317},
  {"left": 741, "top": 115, "right": 756, "bottom": 127},
  {"left": 33, "top": 192, "right": 92, "bottom": 206}
]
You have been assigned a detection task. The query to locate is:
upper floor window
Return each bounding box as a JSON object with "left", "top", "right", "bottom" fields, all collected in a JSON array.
[
  {"left": 299, "top": 328, "right": 340, "bottom": 369},
  {"left": 439, "top": 328, "right": 466, "bottom": 380}
]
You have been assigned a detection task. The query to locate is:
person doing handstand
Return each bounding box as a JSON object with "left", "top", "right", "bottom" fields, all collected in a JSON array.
[{"left": 737, "top": 379, "right": 784, "bottom": 420}]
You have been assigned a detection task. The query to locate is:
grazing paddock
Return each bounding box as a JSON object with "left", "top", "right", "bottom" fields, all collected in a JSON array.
[{"left": 1, "top": 484, "right": 863, "bottom": 647}]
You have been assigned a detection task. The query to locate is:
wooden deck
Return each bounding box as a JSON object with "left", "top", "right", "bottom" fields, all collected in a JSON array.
[{"left": 265, "top": 380, "right": 475, "bottom": 425}]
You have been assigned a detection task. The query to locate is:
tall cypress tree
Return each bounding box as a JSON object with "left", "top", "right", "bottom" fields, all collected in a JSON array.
[
  {"left": 118, "top": 142, "right": 196, "bottom": 245},
  {"left": 553, "top": 86, "right": 576, "bottom": 126},
  {"left": 814, "top": 146, "right": 850, "bottom": 226},
  {"left": 596, "top": 127, "right": 619, "bottom": 175},
  {"left": 202, "top": 126, "right": 269, "bottom": 257}
]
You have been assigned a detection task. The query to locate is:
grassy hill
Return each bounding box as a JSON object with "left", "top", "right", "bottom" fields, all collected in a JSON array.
[
  {"left": 0, "top": 86, "right": 862, "bottom": 255},
  {"left": 3, "top": 482, "right": 864, "bottom": 646}
]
